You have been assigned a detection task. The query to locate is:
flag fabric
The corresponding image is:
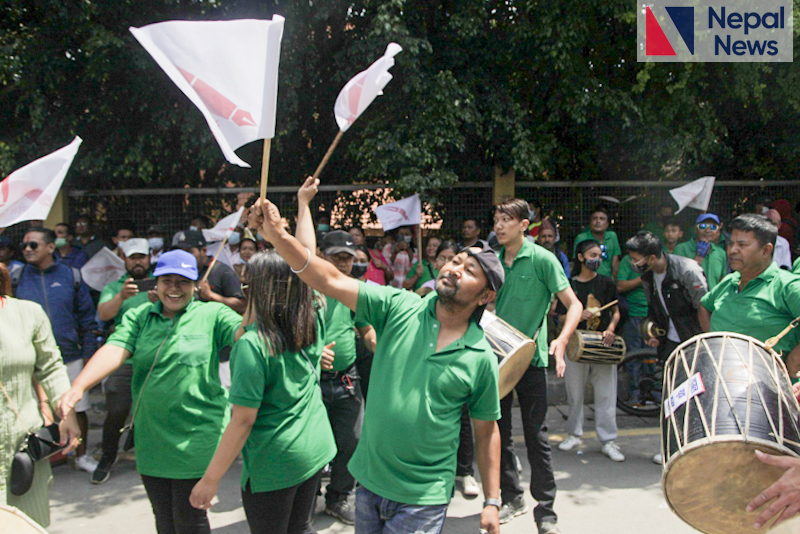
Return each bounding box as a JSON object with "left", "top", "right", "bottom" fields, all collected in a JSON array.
[
  {"left": 130, "top": 17, "right": 285, "bottom": 168},
  {"left": 669, "top": 177, "right": 716, "bottom": 214},
  {"left": 374, "top": 194, "right": 421, "bottom": 232},
  {"left": 334, "top": 43, "right": 402, "bottom": 132},
  {"left": 206, "top": 241, "right": 235, "bottom": 268},
  {"left": 81, "top": 247, "right": 126, "bottom": 292},
  {"left": 0, "top": 137, "right": 82, "bottom": 228},
  {"left": 202, "top": 207, "right": 245, "bottom": 242}
]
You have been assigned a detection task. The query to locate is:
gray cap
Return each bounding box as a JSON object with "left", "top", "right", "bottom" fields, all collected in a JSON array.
[
  {"left": 460, "top": 241, "right": 504, "bottom": 292},
  {"left": 120, "top": 238, "right": 150, "bottom": 257}
]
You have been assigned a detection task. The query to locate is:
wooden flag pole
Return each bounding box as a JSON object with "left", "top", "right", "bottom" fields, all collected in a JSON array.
[
  {"left": 311, "top": 131, "right": 345, "bottom": 180},
  {"left": 417, "top": 224, "right": 423, "bottom": 269},
  {"left": 201, "top": 235, "right": 229, "bottom": 284},
  {"left": 260, "top": 138, "right": 272, "bottom": 201}
]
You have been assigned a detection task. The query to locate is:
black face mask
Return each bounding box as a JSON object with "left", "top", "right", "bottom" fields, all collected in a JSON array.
[
  {"left": 631, "top": 259, "right": 648, "bottom": 275},
  {"left": 351, "top": 262, "right": 368, "bottom": 279}
]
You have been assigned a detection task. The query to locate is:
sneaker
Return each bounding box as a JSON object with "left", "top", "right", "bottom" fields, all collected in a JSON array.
[
  {"left": 325, "top": 500, "right": 355, "bottom": 525},
  {"left": 601, "top": 442, "right": 625, "bottom": 462},
  {"left": 498, "top": 495, "right": 529, "bottom": 524},
  {"left": 462, "top": 475, "right": 480, "bottom": 497},
  {"left": 538, "top": 521, "right": 561, "bottom": 534},
  {"left": 91, "top": 455, "right": 118, "bottom": 484},
  {"left": 558, "top": 435, "right": 581, "bottom": 451},
  {"left": 75, "top": 455, "right": 99, "bottom": 473},
  {"left": 652, "top": 453, "right": 663, "bottom": 465}
]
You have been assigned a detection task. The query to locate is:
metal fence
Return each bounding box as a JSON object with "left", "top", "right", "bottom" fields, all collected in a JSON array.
[{"left": 63, "top": 180, "right": 798, "bottom": 252}]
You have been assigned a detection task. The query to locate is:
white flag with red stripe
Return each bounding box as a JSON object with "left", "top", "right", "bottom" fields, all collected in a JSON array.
[
  {"left": 0, "top": 137, "right": 82, "bottom": 228},
  {"left": 334, "top": 43, "right": 402, "bottom": 132},
  {"left": 81, "top": 247, "right": 126, "bottom": 292},
  {"left": 374, "top": 194, "right": 421, "bottom": 232},
  {"left": 130, "top": 17, "right": 285, "bottom": 168},
  {"left": 670, "top": 176, "right": 716, "bottom": 214},
  {"left": 203, "top": 207, "right": 245, "bottom": 242}
]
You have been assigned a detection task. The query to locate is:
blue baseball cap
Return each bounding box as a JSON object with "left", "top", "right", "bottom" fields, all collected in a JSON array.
[
  {"left": 696, "top": 213, "right": 720, "bottom": 225},
  {"left": 153, "top": 250, "right": 198, "bottom": 281},
  {"left": 0, "top": 236, "right": 13, "bottom": 248}
]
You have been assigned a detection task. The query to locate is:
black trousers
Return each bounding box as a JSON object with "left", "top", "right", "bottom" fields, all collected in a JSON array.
[
  {"left": 320, "top": 373, "right": 363, "bottom": 504},
  {"left": 456, "top": 405, "right": 474, "bottom": 477},
  {"left": 101, "top": 364, "right": 133, "bottom": 460},
  {"left": 140, "top": 475, "right": 210, "bottom": 534},
  {"left": 241, "top": 471, "right": 323, "bottom": 534},
  {"left": 499, "top": 365, "right": 557, "bottom": 525}
]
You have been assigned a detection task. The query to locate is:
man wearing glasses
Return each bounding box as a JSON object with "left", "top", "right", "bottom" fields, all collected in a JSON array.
[
  {"left": 674, "top": 213, "right": 727, "bottom": 289},
  {"left": 14, "top": 227, "right": 98, "bottom": 473},
  {"left": 573, "top": 206, "right": 621, "bottom": 279}
]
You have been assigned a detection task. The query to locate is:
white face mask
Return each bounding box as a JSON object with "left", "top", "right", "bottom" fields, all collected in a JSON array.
[
  {"left": 228, "top": 232, "right": 241, "bottom": 246},
  {"left": 399, "top": 234, "right": 412, "bottom": 244},
  {"left": 189, "top": 225, "right": 198, "bottom": 231},
  {"left": 148, "top": 237, "right": 164, "bottom": 251}
]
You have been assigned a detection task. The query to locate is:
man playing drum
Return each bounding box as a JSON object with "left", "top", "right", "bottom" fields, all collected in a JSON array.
[
  {"left": 699, "top": 214, "right": 800, "bottom": 377},
  {"left": 250, "top": 194, "right": 504, "bottom": 534},
  {"left": 491, "top": 198, "right": 583, "bottom": 533}
]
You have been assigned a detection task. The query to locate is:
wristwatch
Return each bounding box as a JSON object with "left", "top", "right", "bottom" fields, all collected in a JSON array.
[{"left": 483, "top": 498, "right": 502, "bottom": 510}]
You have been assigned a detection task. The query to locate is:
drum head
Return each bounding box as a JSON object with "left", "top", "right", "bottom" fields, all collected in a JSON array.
[
  {"left": 0, "top": 505, "right": 49, "bottom": 534},
  {"left": 663, "top": 441, "right": 790, "bottom": 534},
  {"left": 498, "top": 340, "right": 537, "bottom": 398}
]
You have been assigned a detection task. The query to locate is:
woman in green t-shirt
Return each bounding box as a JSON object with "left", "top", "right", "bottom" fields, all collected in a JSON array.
[{"left": 190, "top": 250, "right": 336, "bottom": 534}]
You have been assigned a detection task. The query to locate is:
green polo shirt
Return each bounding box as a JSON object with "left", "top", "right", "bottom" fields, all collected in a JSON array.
[
  {"left": 229, "top": 317, "right": 336, "bottom": 492},
  {"left": 405, "top": 259, "right": 438, "bottom": 290},
  {"left": 701, "top": 262, "right": 800, "bottom": 354},
  {"left": 792, "top": 257, "right": 800, "bottom": 276},
  {"left": 674, "top": 238, "right": 727, "bottom": 289},
  {"left": 349, "top": 282, "right": 500, "bottom": 505},
  {"left": 99, "top": 274, "right": 154, "bottom": 326},
  {"left": 573, "top": 230, "right": 621, "bottom": 278},
  {"left": 106, "top": 299, "right": 242, "bottom": 479},
  {"left": 496, "top": 239, "right": 570, "bottom": 367},
  {"left": 617, "top": 255, "right": 648, "bottom": 318},
  {"left": 324, "top": 295, "right": 368, "bottom": 371}
]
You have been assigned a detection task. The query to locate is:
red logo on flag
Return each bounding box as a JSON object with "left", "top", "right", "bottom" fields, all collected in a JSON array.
[
  {"left": 385, "top": 206, "right": 409, "bottom": 221},
  {"left": 177, "top": 67, "right": 257, "bottom": 127}
]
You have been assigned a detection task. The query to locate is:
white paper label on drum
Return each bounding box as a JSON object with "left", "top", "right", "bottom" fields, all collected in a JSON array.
[{"left": 664, "top": 373, "right": 706, "bottom": 419}]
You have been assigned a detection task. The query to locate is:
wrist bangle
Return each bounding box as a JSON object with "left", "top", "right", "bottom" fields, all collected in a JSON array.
[
  {"left": 483, "top": 498, "right": 502, "bottom": 510},
  {"left": 291, "top": 247, "right": 311, "bottom": 274}
]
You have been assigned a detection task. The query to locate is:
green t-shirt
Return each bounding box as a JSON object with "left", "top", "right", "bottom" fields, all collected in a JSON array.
[
  {"left": 793, "top": 257, "right": 800, "bottom": 275},
  {"left": 99, "top": 274, "right": 154, "bottom": 326},
  {"left": 617, "top": 255, "right": 648, "bottom": 318},
  {"left": 405, "top": 259, "right": 438, "bottom": 290},
  {"left": 228, "top": 317, "right": 336, "bottom": 492},
  {"left": 674, "top": 238, "right": 727, "bottom": 289},
  {"left": 106, "top": 299, "right": 241, "bottom": 479},
  {"left": 573, "top": 230, "right": 622, "bottom": 278},
  {"left": 349, "top": 282, "right": 500, "bottom": 505},
  {"left": 701, "top": 262, "right": 800, "bottom": 354},
  {"left": 324, "top": 295, "right": 368, "bottom": 371},
  {"left": 496, "top": 240, "right": 570, "bottom": 367}
]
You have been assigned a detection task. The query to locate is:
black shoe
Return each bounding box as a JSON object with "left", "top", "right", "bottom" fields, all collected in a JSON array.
[
  {"left": 91, "top": 455, "right": 118, "bottom": 485},
  {"left": 498, "top": 495, "right": 529, "bottom": 524},
  {"left": 325, "top": 500, "right": 355, "bottom": 525}
]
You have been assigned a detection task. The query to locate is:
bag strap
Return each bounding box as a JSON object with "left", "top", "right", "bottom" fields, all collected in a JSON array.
[
  {"left": 299, "top": 348, "right": 320, "bottom": 387},
  {"left": 0, "top": 378, "right": 22, "bottom": 421},
  {"left": 123, "top": 324, "right": 173, "bottom": 433}
]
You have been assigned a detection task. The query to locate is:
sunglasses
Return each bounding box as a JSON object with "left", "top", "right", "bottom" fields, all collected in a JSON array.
[
  {"left": 21, "top": 241, "right": 40, "bottom": 250},
  {"left": 697, "top": 223, "right": 719, "bottom": 231}
]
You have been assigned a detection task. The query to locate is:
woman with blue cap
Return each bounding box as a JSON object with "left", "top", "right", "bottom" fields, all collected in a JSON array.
[{"left": 59, "top": 249, "right": 245, "bottom": 534}]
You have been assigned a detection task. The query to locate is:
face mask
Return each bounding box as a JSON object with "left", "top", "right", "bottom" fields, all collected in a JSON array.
[
  {"left": 189, "top": 225, "right": 198, "bottom": 231},
  {"left": 55, "top": 237, "right": 68, "bottom": 248},
  {"left": 228, "top": 232, "right": 241, "bottom": 246},
  {"left": 317, "top": 224, "right": 330, "bottom": 232},
  {"left": 399, "top": 234, "right": 412, "bottom": 244},
  {"left": 631, "top": 259, "right": 648, "bottom": 275},
  {"left": 585, "top": 258, "right": 602, "bottom": 272},
  {"left": 148, "top": 237, "right": 164, "bottom": 251},
  {"left": 351, "top": 262, "right": 368, "bottom": 279}
]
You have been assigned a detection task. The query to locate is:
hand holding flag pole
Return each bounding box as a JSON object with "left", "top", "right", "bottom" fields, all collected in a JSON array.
[{"left": 310, "top": 43, "right": 402, "bottom": 181}]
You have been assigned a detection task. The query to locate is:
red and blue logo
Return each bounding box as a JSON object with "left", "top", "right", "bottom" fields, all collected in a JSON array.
[{"left": 646, "top": 6, "right": 694, "bottom": 55}]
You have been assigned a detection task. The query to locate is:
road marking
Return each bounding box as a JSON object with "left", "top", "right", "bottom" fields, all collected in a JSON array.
[{"left": 513, "top": 426, "right": 661, "bottom": 443}]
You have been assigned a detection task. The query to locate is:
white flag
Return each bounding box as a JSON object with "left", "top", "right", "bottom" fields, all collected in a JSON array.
[
  {"left": 130, "top": 17, "right": 285, "bottom": 168},
  {"left": 203, "top": 207, "right": 245, "bottom": 242},
  {"left": 374, "top": 194, "right": 421, "bottom": 232},
  {"left": 81, "top": 247, "right": 126, "bottom": 292},
  {"left": 206, "top": 241, "right": 235, "bottom": 269},
  {"left": 0, "top": 137, "right": 82, "bottom": 228},
  {"left": 334, "top": 43, "right": 402, "bottom": 133},
  {"left": 670, "top": 177, "right": 716, "bottom": 214}
]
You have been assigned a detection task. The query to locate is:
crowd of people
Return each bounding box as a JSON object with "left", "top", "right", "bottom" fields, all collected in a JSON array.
[{"left": 3, "top": 188, "right": 800, "bottom": 534}]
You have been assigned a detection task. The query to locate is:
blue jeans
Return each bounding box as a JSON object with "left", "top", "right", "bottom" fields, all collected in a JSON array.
[{"left": 355, "top": 486, "right": 448, "bottom": 534}]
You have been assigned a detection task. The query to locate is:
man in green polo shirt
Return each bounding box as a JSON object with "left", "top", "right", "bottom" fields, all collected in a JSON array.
[
  {"left": 674, "top": 213, "right": 727, "bottom": 289},
  {"left": 700, "top": 214, "right": 800, "bottom": 377},
  {"left": 573, "top": 205, "right": 622, "bottom": 279},
  {"left": 93, "top": 238, "right": 154, "bottom": 484},
  {"left": 492, "top": 198, "right": 583, "bottom": 534},
  {"left": 250, "top": 188, "right": 503, "bottom": 534}
]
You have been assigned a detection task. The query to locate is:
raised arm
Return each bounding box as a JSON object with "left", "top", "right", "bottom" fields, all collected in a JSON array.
[
  {"left": 251, "top": 199, "right": 359, "bottom": 311},
  {"left": 58, "top": 344, "right": 131, "bottom": 418},
  {"left": 295, "top": 176, "right": 319, "bottom": 251}
]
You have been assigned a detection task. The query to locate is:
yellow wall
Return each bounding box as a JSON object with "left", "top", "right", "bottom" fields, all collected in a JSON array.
[{"left": 493, "top": 166, "right": 515, "bottom": 204}]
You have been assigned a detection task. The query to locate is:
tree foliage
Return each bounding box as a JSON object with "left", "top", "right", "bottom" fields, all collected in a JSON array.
[{"left": 1, "top": 0, "right": 799, "bottom": 203}]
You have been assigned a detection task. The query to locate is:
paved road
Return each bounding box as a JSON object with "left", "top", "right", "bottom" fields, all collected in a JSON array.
[{"left": 44, "top": 397, "right": 718, "bottom": 534}]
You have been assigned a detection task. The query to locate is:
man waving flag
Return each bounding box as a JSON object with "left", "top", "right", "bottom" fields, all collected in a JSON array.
[{"left": 130, "top": 17, "right": 285, "bottom": 168}]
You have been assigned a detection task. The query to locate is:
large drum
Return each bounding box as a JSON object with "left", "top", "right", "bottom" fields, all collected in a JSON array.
[
  {"left": 566, "top": 330, "right": 626, "bottom": 364},
  {"left": 661, "top": 332, "right": 800, "bottom": 534},
  {"left": 480, "top": 311, "right": 537, "bottom": 398}
]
